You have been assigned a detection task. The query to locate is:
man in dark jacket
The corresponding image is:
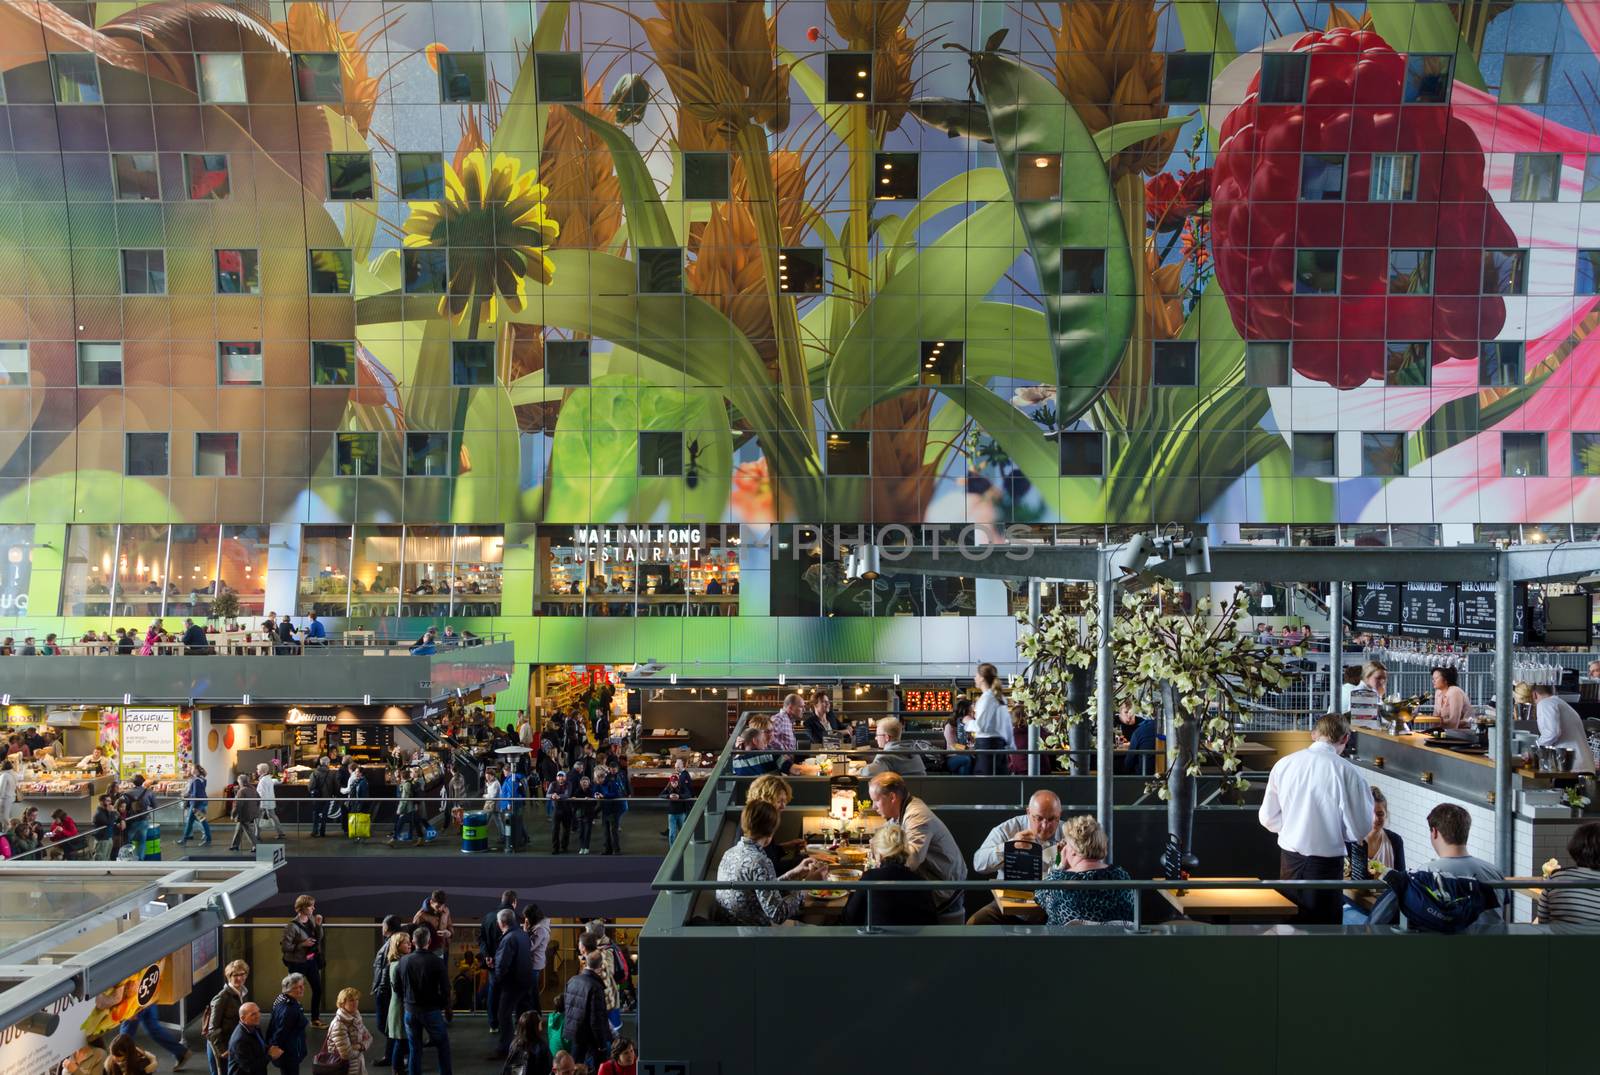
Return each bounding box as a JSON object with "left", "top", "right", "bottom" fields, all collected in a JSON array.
[
  {"left": 275, "top": 617, "right": 298, "bottom": 655},
  {"left": 560, "top": 951, "right": 611, "bottom": 1071},
  {"left": 488, "top": 908, "right": 534, "bottom": 1059},
  {"left": 548, "top": 771, "right": 574, "bottom": 854},
  {"left": 396, "top": 927, "right": 452, "bottom": 1075},
  {"left": 182, "top": 618, "right": 211, "bottom": 654},
  {"left": 226, "top": 1002, "right": 270, "bottom": 1075},
  {"left": 478, "top": 890, "right": 517, "bottom": 1035},
  {"left": 308, "top": 759, "right": 339, "bottom": 838},
  {"left": 266, "top": 976, "right": 309, "bottom": 1075}
]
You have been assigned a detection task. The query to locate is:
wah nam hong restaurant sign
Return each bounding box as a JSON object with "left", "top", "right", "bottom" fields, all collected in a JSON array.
[{"left": 573, "top": 527, "right": 705, "bottom": 564}]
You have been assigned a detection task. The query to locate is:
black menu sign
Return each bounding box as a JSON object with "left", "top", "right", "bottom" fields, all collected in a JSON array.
[
  {"left": 1401, "top": 582, "right": 1455, "bottom": 639},
  {"left": 1354, "top": 582, "right": 1400, "bottom": 632},
  {"left": 1002, "top": 840, "right": 1044, "bottom": 881},
  {"left": 1456, "top": 582, "right": 1496, "bottom": 641}
]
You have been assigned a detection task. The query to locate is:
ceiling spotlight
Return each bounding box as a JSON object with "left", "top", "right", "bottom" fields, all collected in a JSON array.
[{"left": 1110, "top": 533, "right": 1154, "bottom": 578}]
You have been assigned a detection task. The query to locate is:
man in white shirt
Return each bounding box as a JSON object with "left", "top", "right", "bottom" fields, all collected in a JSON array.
[
  {"left": 869, "top": 771, "right": 968, "bottom": 923},
  {"left": 967, "top": 790, "right": 1064, "bottom": 925},
  {"left": 255, "top": 763, "right": 284, "bottom": 839},
  {"left": 1258, "top": 713, "right": 1374, "bottom": 923},
  {"left": 1532, "top": 683, "right": 1596, "bottom": 773}
]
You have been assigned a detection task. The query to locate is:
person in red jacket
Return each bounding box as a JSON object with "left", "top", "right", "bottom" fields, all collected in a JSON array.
[
  {"left": 596, "top": 1038, "right": 636, "bottom": 1075},
  {"left": 49, "top": 808, "right": 81, "bottom": 858}
]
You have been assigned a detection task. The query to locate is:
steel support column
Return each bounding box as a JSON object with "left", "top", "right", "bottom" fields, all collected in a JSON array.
[
  {"left": 1096, "top": 570, "right": 1115, "bottom": 852},
  {"left": 1494, "top": 570, "right": 1515, "bottom": 873},
  {"left": 1327, "top": 579, "right": 1345, "bottom": 713}
]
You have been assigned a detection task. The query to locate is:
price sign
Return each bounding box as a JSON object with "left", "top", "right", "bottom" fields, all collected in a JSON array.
[
  {"left": 1400, "top": 583, "right": 1455, "bottom": 639},
  {"left": 1353, "top": 582, "right": 1400, "bottom": 633}
]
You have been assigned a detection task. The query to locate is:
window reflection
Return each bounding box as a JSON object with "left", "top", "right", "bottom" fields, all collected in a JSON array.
[
  {"left": 62, "top": 525, "right": 116, "bottom": 616},
  {"left": 450, "top": 526, "right": 504, "bottom": 615},
  {"left": 351, "top": 526, "right": 402, "bottom": 617},
  {"left": 115, "top": 524, "right": 170, "bottom": 619},
  {"left": 166, "top": 524, "right": 220, "bottom": 616},
  {"left": 219, "top": 526, "right": 268, "bottom": 615},
  {"left": 401, "top": 526, "right": 452, "bottom": 616}
]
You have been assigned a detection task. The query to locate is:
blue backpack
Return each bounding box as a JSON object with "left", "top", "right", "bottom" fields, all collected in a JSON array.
[{"left": 1381, "top": 869, "right": 1498, "bottom": 933}]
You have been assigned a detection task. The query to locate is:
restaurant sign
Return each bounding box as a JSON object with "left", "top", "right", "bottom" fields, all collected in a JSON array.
[{"left": 573, "top": 526, "right": 705, "bottom": 564}]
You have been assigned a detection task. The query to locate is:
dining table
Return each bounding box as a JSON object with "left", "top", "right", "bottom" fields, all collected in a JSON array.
[{"left": 1158, "top": 877, "right": 1299, "bottom": 923}]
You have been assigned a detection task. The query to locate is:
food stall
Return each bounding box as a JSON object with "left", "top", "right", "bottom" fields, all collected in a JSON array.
[
  {"left": 11, "top": 706, "right": 194, "bottom": 819},
  {"left": 200, "top": 705, "right": 413, "bottom": 800}
]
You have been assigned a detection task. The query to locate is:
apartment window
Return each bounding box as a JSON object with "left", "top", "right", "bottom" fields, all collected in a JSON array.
[
  {"left": 1482, "top": 249, "right": 1528, "bottom": 295},
  {"left": 1369, "top": 153, "right": 1417, "bottom": 202},
  {"left": 1500, "top": 54, "right": 1550, "bottom": 105},
  {"left": 1385, "top": 341, "right": 1431, "bottom": 386},
  {"left": 51, "top": 53, "right": 102, "bottom": 103},
  {"left": 823, "top": 432, "right": 870, "bottom": 476},
  {"left": 638, "top": 247, "right": 683, "bottom": 294},
  {"left": 825, "top": 52, "right": 873, "bottom": 102},
  {"left": 293, "top": 53, "right": 342, "bottom": 102},
  {"left": 312, "top": 341, "right": 356, "bottom": 385},
  {"left": 1259, "top": 52, "right": 1308, "bottom": 104},
  {"left": 919, "top": 340, "right": 963, "bottom": 386},
  {"left": 1164, "top": 52, "right": 1211, "bottom": 104},
  {"left": 184, "top": 153, "right": 229, "bottom": 199},
  {"left": 398, "top": 153, "right": 444, "bottom": 200},
  {"left": 452, "top": 340, "right": 496, "bottom": 386},
  {"left": 1151, "top": 340, "right": 1198, "bottom": 386},
  {"left": 1245, "top": 342, "right": 1290, "bottom": 386},
  {"left": 195, "top": 432, "right": 240, "bottom": 477},
  {"left": 1585, "top": 156, "right": 1600, "bottom": 202},
  {"left": 1058, "top": 432, "right": 1104, "bottom": 477},
  {"left": 1404, "top": 55, "right": 1453, "bottom": 103},
  {"left": 1502, "top": 432, "right": 1546, "bottom": 477},
  {"left": 438, "top": 51, "right": 487, "bottom": 103},
  {"left": 218, "top": 342, "right": 262, "bottom": 386},
  {"left": 1060, "top": 249, "right": 1106, "bottom": 294},
  {"left": 1362, "top": 433, "right": 1406, "bottom": 477},
  {"left": 1571, "top": 432, "right": 1600, "bottom": 477},
  {"left": 545, "top": 340, "right": 591, "bottom": 387},
  {"left": 1577, "top": 250, "right": 1600, "bottom": 296},
  {"left": 406, "top": 432, "right": 453, "bottom": 476},
  {"left": 778, "top": 247, "right": 825, "bottom": 294},
  {"left": 1016, "top": 153, "right": 1062, "bottom": 202},
  {"left": 638, "top": 431, "right": 683, "bottom": 477},
  {"left": 1480, "top": 340, "right": 1524, "bottom": 387},
  {"left": 0, "top": 343, "right": 28, "bottom": 387},
  {"left": 875, "top": 152, "right": 918, "bottom": 200},
  {"left": 404, "top": 250, "right": 448, "bottom": 293},
  {"left": 335, "top": 432, "right": 379, "bottom": 476},
  {"left": 112, "top": 153, "right": 160, "bottom": 201},
  {"left": 215, "top": 249, "right": 261, "bottom": 294},
  {"left": 534, "top": 52, "right": 583, "bottom": 102},
  {"left": 1387, "top": 249, "right": 1432, "bottom": 294},
  {"left": 1291, "top": 432, "right": 1336, "bottom": 477},
  {"left": 1300, "top": 154, "right": 1344, "bottom": 200},
  {"left": 1511, "top": 153, "right": 1560, "bottom": 202},
  {"left": 197, "top": 53, "right": 247, "bottom": 103},
  {"left": 78, "top": 342, "right": 122, "bottom": 386},
  {"left": 121, "top": 249, "right": 166, "bottom": 295},
  {"left": 1295, "top": 249, "right": 1340, "bottom": 294},
  {"left": 327, "top": 153, "right": 374, "bottom": 200},
  {"left": 125, "top": 433, "right": 168, "bottom": 476},
  {"left": 683, "top": 152, "right": 730, "bottom": 200},
  {"left": 309, "top": 249, "right": 353, "bottom": 294}
]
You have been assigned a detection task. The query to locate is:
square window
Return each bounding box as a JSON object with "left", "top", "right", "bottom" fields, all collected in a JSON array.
[
  {"left": 1245, "top": 341, "right": 1290, "bottom": 386},
  {"left": 1482, "top": 249, "right": 1528, "bottom": 295},
  {"left": 1016, "top": 153, "right": 1062, "bottom": 201},
  {"left": 1511, "top": 153, "right": 1560, "bottom": 202},
  {"left": 125, "top": 432, "right": 167, "bottom": 476},
  {"left": 1151, "top": 340, "right": 1198, "bottom": 385},
  {"left": 215, "top": 249, "right": 261, "bottom": 294},
  {"left": 1361, "top": 432, "right": 1406, "bottom": 477},
  {"left": 197, "top": 53, "right": 247, "bottom": 104},
  {"left": 534, "top": 52, "right": 583, "bottom": 102},
  {"left": 1387, "top": 249, "right": 1432, "bottom": 294},
  {"left": 50, "top": 53, "right": 101, "bottom": 103},
  {"left": 1300, "top": 154, "right": 1344, "bottom": 200},
  {"left": 1163, "top": 52, "right": 1211, "bottom": 104},
  {"left": 1479, "top": 340, "right": 1524, "bottom": 387},
  {"left": 1584, "top": 156, "right": 1600, "bottom": 202},
  {"left": 293, "top": 53, "right": 342, "bottom": 103},
  {"left": 335, "top": 432, "right": 379, "bottom": 476},
  {"left": 1259, "top": 52, "right": 1308, "bottom": 104},
  {"left": 112, "top": 153, "right": 160, "bottom": 201},
  {"left": 1500, "top": 54, "right": 1550, "bottom": 105},
  {"left": 196, "top": 432, "right": 240, "bottom": 477},
  {"left": 1294, "top": 249, "right": 1340, "bottom": 294},
  {"left": 1291, "top": 432, "right": 1336, "bottom": 477},
  {"left": 77, "top": 342, "right": 122, "bottom": 386},
  {"left": 452, "top": 340, "right": 496, "bottom": 386},
  {"left": 218, "top": 341, "right": 262, "bottom": 386},
  {"left": 683, "top": 152, "right": 731, "bottom": 200},
  {"left": 311, "top": 341, "right": 356, "bottom": 385},
  {"left": 638, "top": 431, "right": 683, "bottom": 477},
  {"left": 121, "top": 249, "right": 166, "bottom": 295},
  {"left": 1404, "top": 54, "right": 1453, "bottom": 103},
  {"left": 1577, "top": 250, "right": 1600, "bottom": 296},
  {"left": 545, "top": 340, "right": 591, "bottom": 387},
  {"left": 638, "top": 247, "right": 683, "bottom": 294},
  {"left": 309, "top": 249, "right": 353, "bottom": 294},
  {"left": 1502, "top": 432, "right": 1546, "bottom": 477},
  {"left": 184, "top": 153, "right": 229, "bottom": 199},
  {"left": 1058, "top": 431, "right": 1104, "bottom": 477},
  {"left": 1369, "top": 153, "right": 1417, "bottom": 201},
  {"left": 825, "top": 52, "right": 873, "bottom": 103},
  {"left": 327, "top": 153, "right": 374, "bottom": 200},
  {"left": 404, "top": 249, "right": 448, "bottom": 293},
  {"left": 1060, "top": 249, "right": 1106, "bottom": 294},
  {"left": 0, "top": 343, "right": 28, "bottom": 387},
  {"left": 919, "top": 340, "right": 963, "bottom": 386},
  {"left": 875, "top": 152, "right": 918, "bottom": 200},
  {"left": 1385, "top": 341, "right": 1431, "bottom": 386},
  {"left": 1573, "top": 433, "right": 1600, "bottom": 477},
  {"left": 823, "top": 431, "right": 871, "bottom": 475},
  {"left": 398, "top": 153, "right": 444, "bottom": 200},
  {"left": 406, "top": 432, "right": 454, "bottom": 476},
  {"left": 778, "top": 247, "right": 825, "bottom": 294},
  {"left": 439, "top": 51, "right": 487, "bottom": 103}
]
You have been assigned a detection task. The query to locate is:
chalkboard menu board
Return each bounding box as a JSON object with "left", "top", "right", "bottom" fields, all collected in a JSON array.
[
  {"left": 1002, "top": 840, "right": 1044, "bottom": 881},
  {"left": 1354, "top": 582, "right": 1400, "bottom": 632},
  {"left": 1455, "top": 582, "right": 1507, "bottom": 642},
  {"left": 1401, "top": 583, "right": 1455, "bottom": 639}
]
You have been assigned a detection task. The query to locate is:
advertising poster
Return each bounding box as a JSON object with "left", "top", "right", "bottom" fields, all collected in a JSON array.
[{"left": 0, "top": 964, "right": 160, "bottom": 1075}]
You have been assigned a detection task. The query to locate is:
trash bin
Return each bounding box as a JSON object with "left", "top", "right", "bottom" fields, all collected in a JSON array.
[
  {"left": 461, "top": 811, "right": 488, "bottom": 853},
  {"left": 140, "top": 823, "right": 162, "bottom": 861}
]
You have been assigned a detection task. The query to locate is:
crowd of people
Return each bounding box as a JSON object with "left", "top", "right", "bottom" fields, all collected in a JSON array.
[{"left": 0, "top": 613, "right": 492, "bottom": 657}]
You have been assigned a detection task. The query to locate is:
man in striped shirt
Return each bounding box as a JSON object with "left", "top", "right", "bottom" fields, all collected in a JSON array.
[{"left": 1535, "top": 821, "right": 1600, "bottom": 925}]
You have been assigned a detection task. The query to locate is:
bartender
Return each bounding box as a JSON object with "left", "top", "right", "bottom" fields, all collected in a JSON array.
[
  {"left": 1532, "top": 683, "right": 1597, "bottom": 773},
  {"left": 1432, "top": 666, "right": 1474, "bottom": 729}
]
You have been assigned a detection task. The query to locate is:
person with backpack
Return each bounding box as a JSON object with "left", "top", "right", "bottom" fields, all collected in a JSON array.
[
  {"left": 123, "top": 774, "right": 158, "bottom": 851},
  {"left": 579, "top": 924, "right": 624, "bottom": 1031},
  {"left": 279, "top": 895, "right": 327, "bottom": 1026},
  {"left": 203, "top": 960, "right": 251, "bottom": 1075}
]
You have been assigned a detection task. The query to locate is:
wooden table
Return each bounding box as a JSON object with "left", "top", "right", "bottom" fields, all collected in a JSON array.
[
  {"left": 790, "top": 759, "right": 867, "bottom": 778},
  {"left": 992, "top": 887, "right": 1041, "bottom": 915},
  {"left": 1159, "top": 878, "right": 1298, "bottom": 922}
]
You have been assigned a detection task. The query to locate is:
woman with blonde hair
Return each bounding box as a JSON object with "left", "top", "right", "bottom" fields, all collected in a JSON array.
[
  {"left": 383, "top": 933, "right": 412, "bottom": 1073},
  {"left": 841, "top": 822, "right": 938, "bottom": 927},
  {"left": 745, "top": 772, "right": 804, "bottom": 872},
  {"left": 326, "top": 988, "right": 373, "bottom": 1075},
  {"left": 1037, "top": 815, "right": 1135, "bottom": 925}
]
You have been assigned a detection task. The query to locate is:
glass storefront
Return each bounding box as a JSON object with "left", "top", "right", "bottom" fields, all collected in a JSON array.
[
  {"left": 537, "top": 525, "right": 739, "bottom": 617},
  {"left": 294, "top": 524, "right": 505, "bottom": 617}
]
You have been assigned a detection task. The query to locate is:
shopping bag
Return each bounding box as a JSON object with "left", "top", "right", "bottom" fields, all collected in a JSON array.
[{"left": 348, "top": 812, "right": 371, "bottom": 839}]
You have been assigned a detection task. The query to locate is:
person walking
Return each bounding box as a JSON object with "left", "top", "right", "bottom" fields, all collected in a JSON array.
[
  {"left": 382, "top": 932, "right": 413, "bottom": 1075},
  {"left": 123, "top": 774, "right": 159, "bottom": 851},
  {"left": 119, "top": 995, "right": 191, "bottom": 1070},
  {"left": 559, "top": 950, "right": 611, "bottom": 1072},
  {"left": 396, "top": 926, "right": 452, "bottom": 1075},
  {"left": 486, "top": 909, "right": 534, "bottom": 1060},
  {"left": 970, "top": 662, "right": 1009, "bottom": 776},
  {"left": 266, "top": 974, "right": 309, "bottom": 1075},
  {"left": 179, "top": 766, "right": 212, "bottom": 846},
  {"left": 203, "top": 960, "right": 251, "bottom": 1075},
  {"left": 256, "top": 765, "right": 284, "bottom": 840},
  {"left": 343, "top": 761, "right": 370, "bottom": 840},
  {"left": 228, "top": 773, "right": 260, "bottom": 851},
  {"left": 92, "top": 792, "right": 123, "bottom": 860},
  {"left": 326, "top": 989, "right": 373, "bottom": 1075},
  {"left": 279, "top": 895, "right": 326, "bottom": 1027},
  {"left": 226, "top": 1003, "right": 270, "bottom": 1075},
  {"left": 308, "top": 759, "right": 338, "bottom": 839}
]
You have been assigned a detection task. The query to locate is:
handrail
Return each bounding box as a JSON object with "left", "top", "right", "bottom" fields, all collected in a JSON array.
[{"left": 650, "top": 711, "right": 750, "bottom": 891}]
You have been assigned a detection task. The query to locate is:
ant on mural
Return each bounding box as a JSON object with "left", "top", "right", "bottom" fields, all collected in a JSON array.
[{"left": 684, "top": 438, "right": 704, "bottom": 490}]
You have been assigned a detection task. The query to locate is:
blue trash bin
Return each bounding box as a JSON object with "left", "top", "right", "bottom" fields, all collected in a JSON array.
[
  {"left": 140, "top": 823, "right": 162, "bottom": 860},
  {"left": 461, "top": 811, "right": 488, "bottom": 853}
]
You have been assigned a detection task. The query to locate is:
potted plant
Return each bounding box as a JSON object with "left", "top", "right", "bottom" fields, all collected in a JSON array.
[{"left": 209, "top": 590, "right": 240, "bottom": 629}]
